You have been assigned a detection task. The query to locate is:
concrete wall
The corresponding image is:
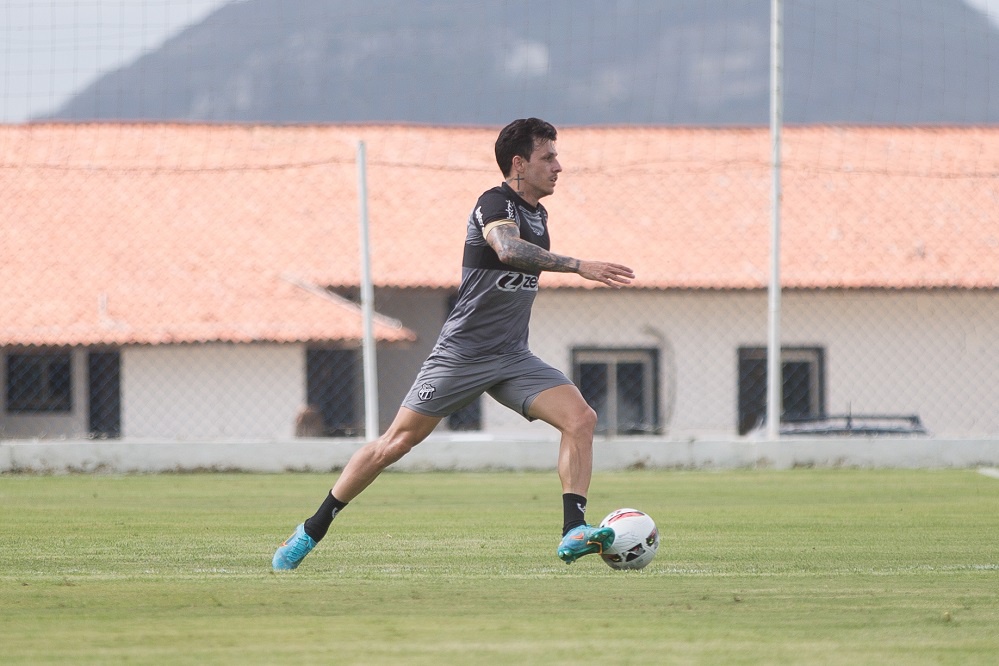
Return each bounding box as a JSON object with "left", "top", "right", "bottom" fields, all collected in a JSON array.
[{"left": 3, "top": 435, "right": 999, "bottom": 474}]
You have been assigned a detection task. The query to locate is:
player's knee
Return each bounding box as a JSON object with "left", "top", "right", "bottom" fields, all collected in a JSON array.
[
  {"left": 562, "top": 402, "right": 597, "bottom": 438},
  {"left": 371, "top": 432, "right": 418, "bottom": 467}
]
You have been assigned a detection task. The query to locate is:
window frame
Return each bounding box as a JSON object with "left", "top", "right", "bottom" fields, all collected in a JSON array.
[
  {"left": 737, "top": 346, "right": 826, "bottom": 434},
  {"left": 5, "top": 350, "right": 74, "bottom": 414},
  {"left": 571, "top": 347, "right": 660, "bottom": 436}
]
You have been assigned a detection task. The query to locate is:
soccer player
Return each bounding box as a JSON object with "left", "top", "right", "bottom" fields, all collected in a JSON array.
[{"left": 273, "top": 118, "right": 635, "bottom": 569}]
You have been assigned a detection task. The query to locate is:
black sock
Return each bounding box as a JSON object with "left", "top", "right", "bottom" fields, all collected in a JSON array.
[
  {"left": 303, "top": 491, "right": 348, "bottom": 542},
  {"left": 562, "top": 493, "right": 588, "bottom": 536}
]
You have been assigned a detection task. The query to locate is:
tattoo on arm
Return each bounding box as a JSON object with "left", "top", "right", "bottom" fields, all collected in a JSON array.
[{"left": 487, "top": 224, "right": 581, "bottom": 274}]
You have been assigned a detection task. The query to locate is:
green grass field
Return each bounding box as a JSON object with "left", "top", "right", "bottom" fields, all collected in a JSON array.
[{"left": 1, "top": 469, "right": 998, "bottom": 664}]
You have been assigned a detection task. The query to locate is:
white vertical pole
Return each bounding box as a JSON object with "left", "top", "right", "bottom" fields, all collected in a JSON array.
[
  {"left": 357, "top": 141, "right": 379, "bottom": 439},
  {"left": 767, "top": 0, "right": 783, "bottom": 440}
]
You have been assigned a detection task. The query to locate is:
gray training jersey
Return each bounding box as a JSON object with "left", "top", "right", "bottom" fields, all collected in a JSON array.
[{"left": 432, "top": 182, "right": 551, "bottom": 358}]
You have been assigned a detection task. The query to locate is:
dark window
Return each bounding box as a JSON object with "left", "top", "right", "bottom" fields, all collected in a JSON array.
[
  {"left": 572, "top": 348, "right": 659, "bottom": 435},
  {"left": 6, "top": 352, "right": 73, "bottom": 413},
  {"left": 306, "top": 348, "right": 361, "bottom": 436},
  {"left": 737, "top": 347, "right": 825, "bottom": 435}
]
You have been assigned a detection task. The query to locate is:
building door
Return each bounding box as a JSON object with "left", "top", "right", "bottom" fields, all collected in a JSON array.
[
  {"left": 88, "top": 351, "right": 121, "bottom": 438},
  {"left": 306, "top": 348, "right": 361, "bottom": 436}
]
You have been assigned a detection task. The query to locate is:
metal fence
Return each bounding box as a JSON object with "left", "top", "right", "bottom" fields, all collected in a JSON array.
[{"left": 3, "top": 1, "right": 999, "bottom": 442}]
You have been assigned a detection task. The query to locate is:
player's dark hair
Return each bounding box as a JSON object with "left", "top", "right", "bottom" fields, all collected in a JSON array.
[{"left": 495, "top": 118, "right": 557, "bottom": 177}]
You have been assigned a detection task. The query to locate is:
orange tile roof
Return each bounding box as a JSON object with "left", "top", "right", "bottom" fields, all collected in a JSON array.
[
  {"left": 1, "top": 124, "right": 421, "bottom": 346},
  {"left": 2, "top": 123, "right": 998, "bottom": 346},
  {"left": 546, "top": 124, "right": 999, "bottom": 290}
]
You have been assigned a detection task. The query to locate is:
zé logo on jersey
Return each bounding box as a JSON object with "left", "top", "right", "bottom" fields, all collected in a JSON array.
[{"left": 496, "top": 272, "right": 539, "bottom": 292}]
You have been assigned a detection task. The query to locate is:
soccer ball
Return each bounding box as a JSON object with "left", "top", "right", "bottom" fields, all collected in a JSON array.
[{"left": 598, "top": 508, "right": 660, "bottom": 570}]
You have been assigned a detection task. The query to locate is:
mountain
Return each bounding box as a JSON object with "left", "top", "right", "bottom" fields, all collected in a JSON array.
[{"left": 42, "top": 0, "right": 999, "bottom": 126}]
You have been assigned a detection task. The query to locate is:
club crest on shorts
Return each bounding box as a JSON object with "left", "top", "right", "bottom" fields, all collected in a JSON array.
[{"left": 418, "top": 382, "right": 436, "bottom": 401}]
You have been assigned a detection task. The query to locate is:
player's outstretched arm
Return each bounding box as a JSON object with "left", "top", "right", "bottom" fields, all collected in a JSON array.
[{"left": 487, "top": 224, "right": 635, "bottom": 288}]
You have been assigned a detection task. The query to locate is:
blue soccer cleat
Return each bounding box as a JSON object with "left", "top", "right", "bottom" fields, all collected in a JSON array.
[
  {"left": 272, "top": 523, "right": 317, "bottom": 570},
  {"left": 557, "top": 524, "right": 615, "bottom": 564}
]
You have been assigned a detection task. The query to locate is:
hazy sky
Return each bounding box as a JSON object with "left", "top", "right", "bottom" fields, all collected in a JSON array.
[
  {"left": 2, "top": 0, "right": 998, "bottom": 123},
  {"left": 1, "top": 0, "right": 230, "bottom": 122}
]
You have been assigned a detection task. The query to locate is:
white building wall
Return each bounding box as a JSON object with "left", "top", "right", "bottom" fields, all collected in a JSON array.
[
  {"left": 787, "top": 290, "right": 999, "bottom": 437},
  {"left": 526, "top": 289, "right": 999, "bottom": 439},
  {"left": 123, "top": 343, "right": 305, "bottom": 439},
  {"left": 6, "top": 290, "right": 999, "bottom": 442},
  {"left": 525, "top": 289, "right": 763, "bottom": 438}
]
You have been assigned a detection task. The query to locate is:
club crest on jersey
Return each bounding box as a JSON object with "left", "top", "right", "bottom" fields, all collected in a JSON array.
[
  {"left": 418, "top": 382, "right": 436, "bottom": 401},
  {"left": 496, "top": 271, "right": 539, "bottom": 292},
  {"left": 519, "top": 205, "right": 546, "bottom": 236}
]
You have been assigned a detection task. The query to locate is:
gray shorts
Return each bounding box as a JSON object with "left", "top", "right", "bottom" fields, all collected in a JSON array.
[{"left": 401, "top": 350, "right": 572, "bottom": 420}]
